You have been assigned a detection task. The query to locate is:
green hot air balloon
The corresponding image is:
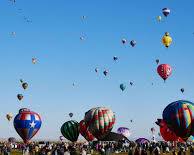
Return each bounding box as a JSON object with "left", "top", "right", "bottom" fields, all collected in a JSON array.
[{"left": 61, "top": 120, "right": 79, "bottom": 142}]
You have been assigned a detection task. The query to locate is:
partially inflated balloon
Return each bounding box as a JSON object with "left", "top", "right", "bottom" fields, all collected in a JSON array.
[
  {"left": 157, "top": 64, "right": 172, "bottom": 81},
  {"left": 14, "top": 108, "right": 42, "bottom": 143},
  {"left": 61, "top": 120, "right": 79, "bottom": 142},
  {"left": 163, "top": 100, "right": 194, "bottom": 140},
  {"left": 84, "top": 107, "right": 115, "bottom": 140},
  {"left": 79, "top": 120, "right": 95, "bottom": 141},
  {"left": 117, "top": 127, "right": 131, "bottom": 138}
]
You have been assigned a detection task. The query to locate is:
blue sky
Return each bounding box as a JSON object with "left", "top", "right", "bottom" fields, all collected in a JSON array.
[{"left": 0, "top": 0, "right": 194, "bottom": 141}]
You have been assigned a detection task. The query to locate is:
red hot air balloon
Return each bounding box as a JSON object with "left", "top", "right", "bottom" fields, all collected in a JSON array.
[
  {"left": 79, "top": 120, "right": 95, "bottom": 141},
  {"left": 156, "top": 119, "right": 183, "bottom": 142},
  {"left": 157, "top": 64, "right": 172, "bottom": 81}
]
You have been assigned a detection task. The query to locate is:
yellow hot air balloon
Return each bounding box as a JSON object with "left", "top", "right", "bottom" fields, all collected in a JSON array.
[
  {"left": 162, "top": 32, "right": 172, "bottom": 48},
  {"left": 6, "top": 113, "right": 13, "bottom": 121},
  {"left": 157, "top": 16, "right": 162, "bottom": 22}
]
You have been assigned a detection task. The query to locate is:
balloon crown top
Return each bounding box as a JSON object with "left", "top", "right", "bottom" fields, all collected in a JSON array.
[
  {"left": 165, "top": 32, "right": 169, "bottom": 36},
  {"left": 19, "top": 108, "right": 30, "bottom": 113}
]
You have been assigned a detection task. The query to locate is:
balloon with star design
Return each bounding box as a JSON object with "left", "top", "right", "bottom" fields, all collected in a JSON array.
[{"left": 13, "top": 108, "right": 42, "bottom": 143}]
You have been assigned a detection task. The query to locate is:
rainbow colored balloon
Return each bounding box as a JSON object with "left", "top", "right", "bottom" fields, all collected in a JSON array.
[{"left": 163, "top": 100, "right": 194, "bottom": 140}]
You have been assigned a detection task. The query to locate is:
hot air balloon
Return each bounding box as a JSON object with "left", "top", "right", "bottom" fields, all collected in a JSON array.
[
  {"left": 155, "top": 119, "right": 183, "bottom": 142},
  {"left": 59, "top": 136, "right": 65, "bottom": 141},
  {"left": 17, "top": 94, "right": 23, "bottom": 101},
  {"left": 162, "top": 32, "right": 172, "bottom": 48},
  {"left": 103, "top": 70, "right": 108, "bottom": 76},
  {"left": 157, "top": 16, "right": 162, "bottom": 22},
  {"left": 156, "top": 59, "right": 159, "bottom": 65},
  {"left": 163, "top": 100, "right": 194, "bottom": 140},
  {"left": 13, "top": 108, "right": 42, "bottom": 143},
  {"left": 130, "top": 119, "right": 133, "bottom": 123},
  {"left": 162, "top": 8, "right": 170, "bottom": 17},
  {"left": 180, "top": 88, "right": 184, "bottom": 93},
  {"left": 95, "top": 68, "right": 98, "bottom": 73},
  {"left": 157, "top": 64, "right": 172, "bottom": 81},
  {"left": 69, "top": 113, "right": 73, "bottom": 118},
  {"left": 151, "top": 127, "right": 155, "bottom": 134},
  {"left": 22, "top": 82, "right": 28, "bottom": 90},
  {"left": 120, "top": 83, "right": 126, "bottom": 91},
  {"left": 135, "top": 138, "right": 150, "bottom": 144},
  {"left": 79, "top": 120, "right": 95, "bottom": 141},
  {"left": 129, "top": 82, "right": 133, "bottom": 86},
  {"left": 8, "top": 137, "right": 16, "bottom": 143},
  {"left": 117, "top": 127, "right": 131, "bottom": 138},
  {"left": 6, "top": 113, "right": 13, "bottom": 121},
  {"left": 83, "top": 107, "right": 115, "bottom": 140},
  {"left": 121, "top": 39, "right": 127, "bottom": 44},
  {"left": 187, "top": 135, "right": 194, "bottom": 143},
  {"left": 61, "top": 120, "right": 79, "bottom": 142},
  {"left": 113, "top": 56, "right": 118, "bottom": 61},
  {"left": 130, "top": 40, "right": 136, "bottom": 47},
  {"left": 32, "top": 58, "right": 37, "bottom": 64}
]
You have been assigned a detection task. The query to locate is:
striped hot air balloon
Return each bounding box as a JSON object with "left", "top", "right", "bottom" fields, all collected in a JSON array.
[
  {"left": 13, "top": 108, "right": 42, "bottom": 143},
  {"left": 79, "top": 120, "right": 95, "bottom": 141},
  {"left": 163, "top": 100, "right": 194, "bottom": 140},
  {"left": 61, "top": 120, "right": 79, "bottom": 142},
  {"left": 162, "top": 8, "right": 170, "bottom": 17},
  {"left": 84, "top": 107, "right": 115, "bottom": 140}
]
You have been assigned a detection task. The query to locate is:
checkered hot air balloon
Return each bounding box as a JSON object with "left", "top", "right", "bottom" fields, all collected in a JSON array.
[
  {"left": 163, "top": 100, "right": 194, "bottom": 141},
  {"left": 13, "top": 108, "right": 42, "bottom": 143},
  {"left": 61, "top": 120, "right": 79, "bottom": 142},
  {"left": 84, "top": 107, "right": 115, "bottom": 140}
]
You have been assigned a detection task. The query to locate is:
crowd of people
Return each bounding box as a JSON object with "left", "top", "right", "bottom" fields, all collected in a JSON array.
[{"left": 0, "top": 140, "right": 193, "bottom": 155}]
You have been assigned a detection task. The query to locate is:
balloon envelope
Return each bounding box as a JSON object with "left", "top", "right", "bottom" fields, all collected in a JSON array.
[
  {"left": 135, "top": 138, "right": 149, "bottom": 144},
  {"left": 157, "top": 64, "right": 172, "bottom": 81},
  {"left": 84, "top": 107, "right": 115, "bottom": 140},
  {"left": 117, "top": 127, "right": 131, "bottom": 137},
  {"left": 13, "top": 108, "right": 42, "bottom": 143},
  {"left": 163, "top": 100, "right": 194, "bottom": 140}
]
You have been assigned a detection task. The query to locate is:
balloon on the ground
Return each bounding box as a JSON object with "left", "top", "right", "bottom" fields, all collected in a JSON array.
[
  {"left": 135, "top": 138, "right": 150, "bottom": 144},
  {"left": 79, "top": 120, "right": 95, "bottom": 141},
  {"left": 117, "top": 127, "right": 131, "bottom": 138},
  {"left": 162, "top": 8, "right": 170, "bottom": 17},
  {"left": 61, "top": 120, "right": 79, "bottom": 142},
  {"left": 8, "top": 137, "right": 16, "bottom": 143},
  {"left": 163, "top": 100, "right": 194, "bottom": 140},
  {"left": 151, "top": 127, "right": 155, "bottom": 134},
  {"left": 157, "top": 64, "right": 172, "bottom": 81},
  {"left": 59, "top": 136, "right": 65, "bottom": 141},
  {"left": 83, "top": 107, "right": 115, "bottom": 140},
  {"left": 13, "top": 108, "right": 42, "bottom": 143},
  {"left": 162, "top": 32, "right": 172, "bottom": 48}
]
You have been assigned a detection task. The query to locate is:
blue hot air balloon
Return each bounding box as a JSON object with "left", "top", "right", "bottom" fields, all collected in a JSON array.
[
  {"left": 120, "top": 84, "right": 126, "bottom": 91},
  {"left": 13, "top": 108, "right": 42, "bottom": 143}
]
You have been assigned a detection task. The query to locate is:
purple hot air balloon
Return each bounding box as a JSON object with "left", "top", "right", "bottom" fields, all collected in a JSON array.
[
  {"left": 117, "top": 127, "right": 131, "bottom": 138},
  {"left": 135, "top": 138, "right": 150, "bottom": 144}
]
